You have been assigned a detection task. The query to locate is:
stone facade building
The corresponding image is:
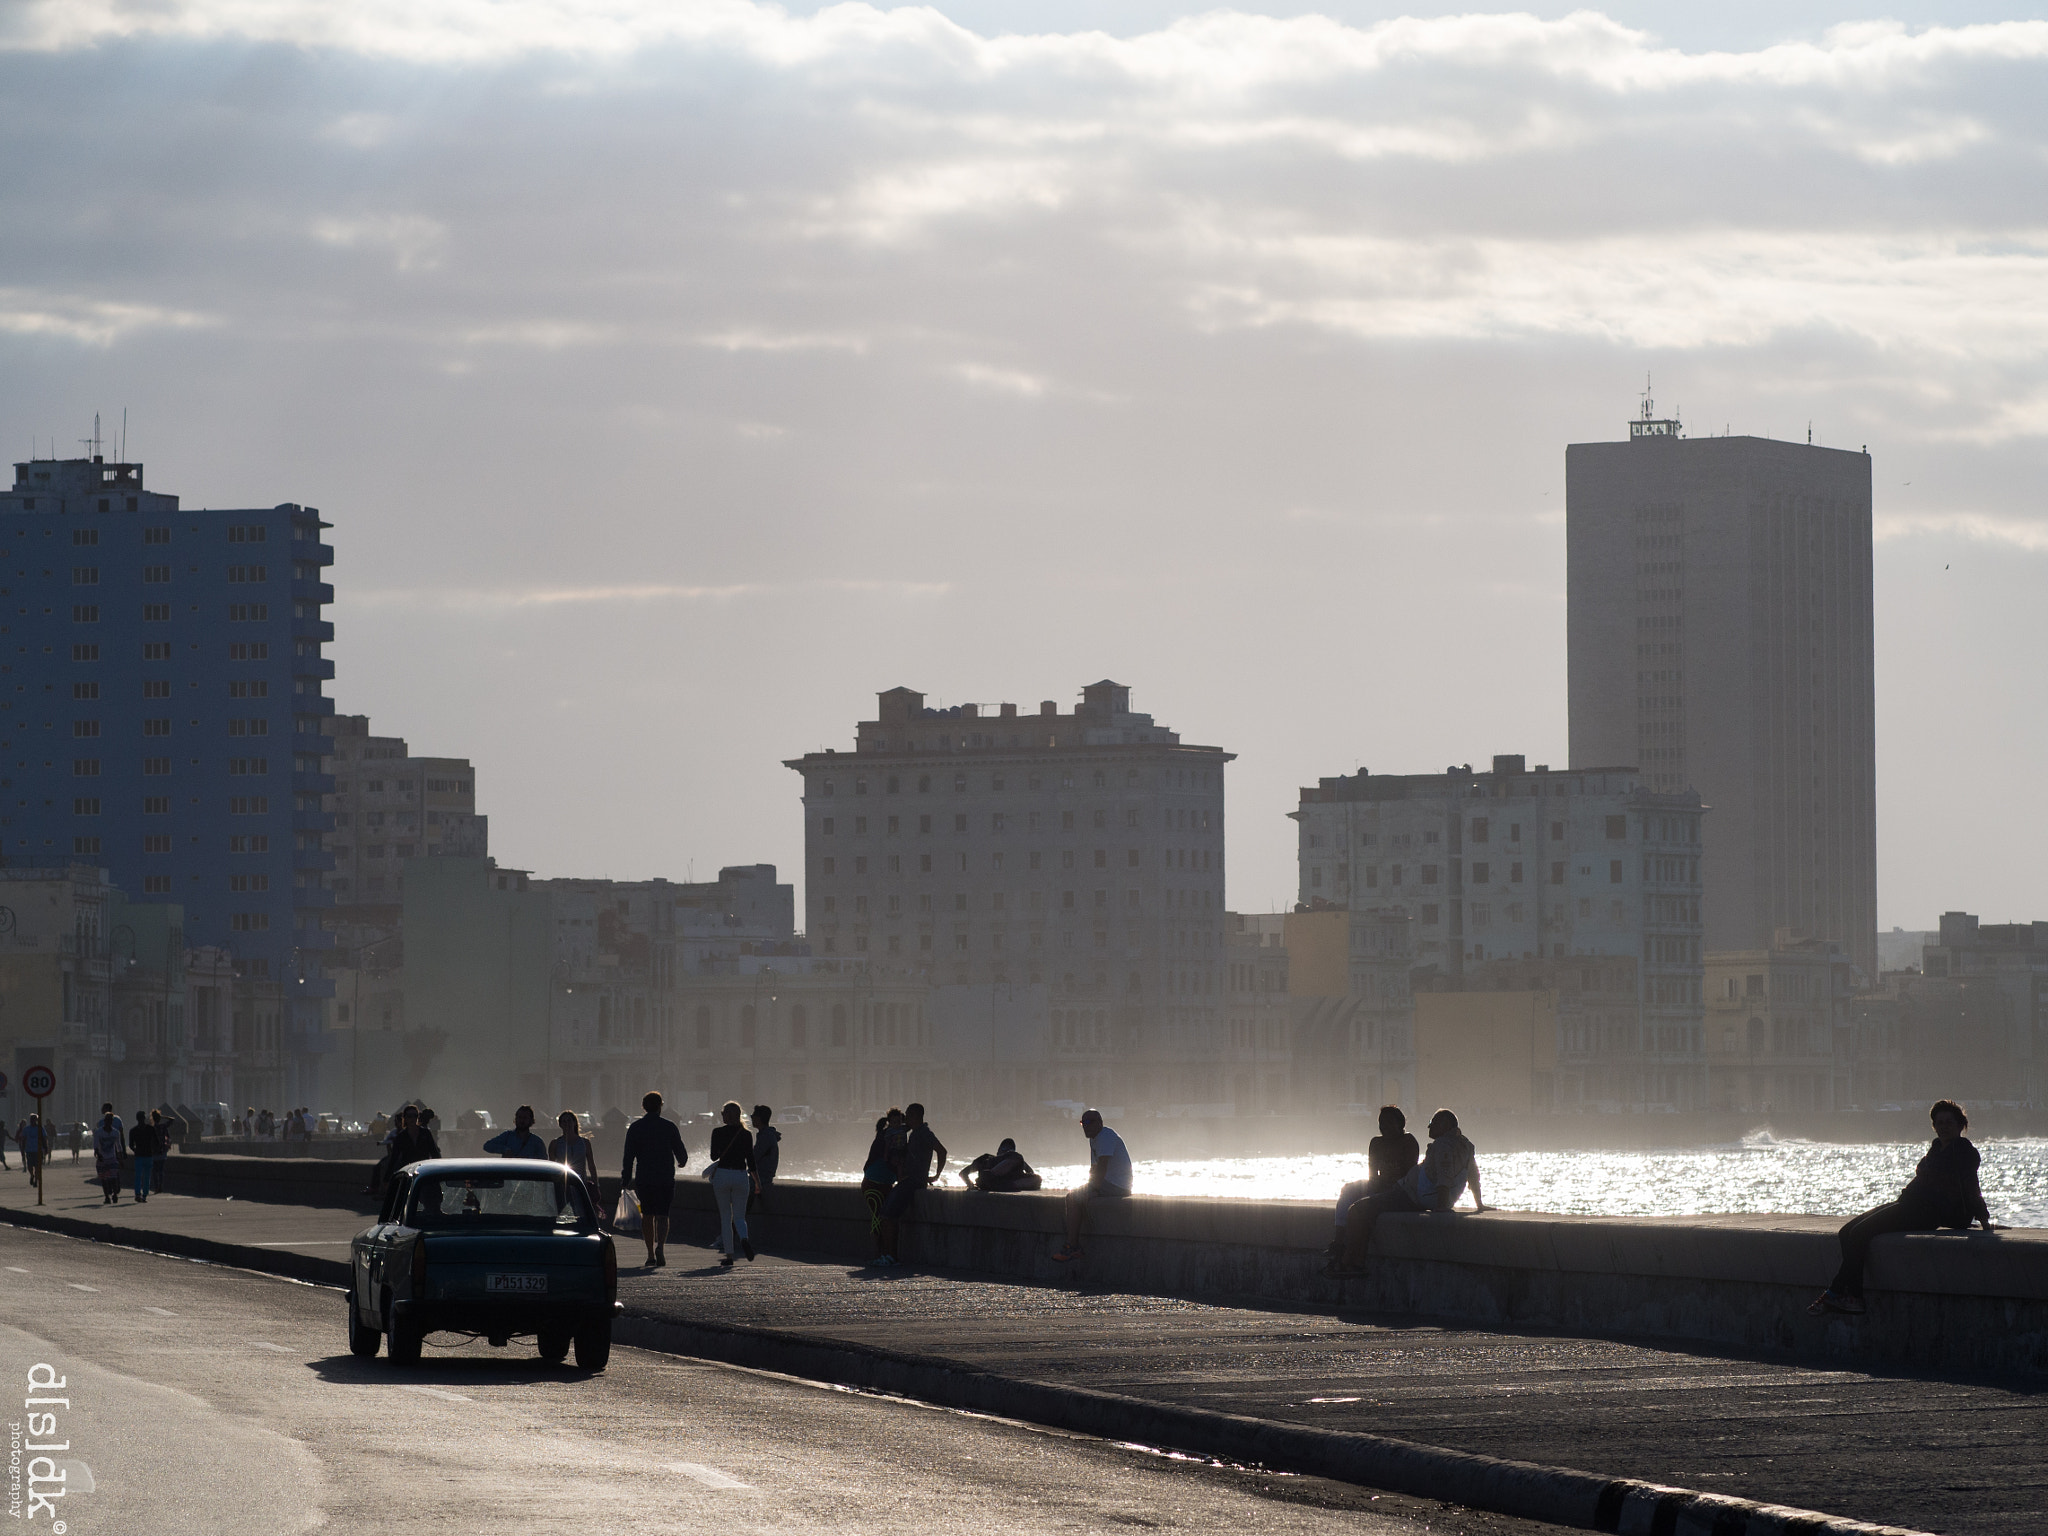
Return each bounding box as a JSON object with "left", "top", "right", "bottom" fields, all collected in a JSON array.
[
  {"left": 1294, "top": 755, "right": 1707, "bottom": 1110},
  {"left": 1703, "top": 933, "right": 1855, "bottom": 1113},
  {"left": 1567, "top": 398, "right": 1877, "bottom": 979},
  {"left": 785, "top": 680, "right": 1233, "bottom": 1111}
]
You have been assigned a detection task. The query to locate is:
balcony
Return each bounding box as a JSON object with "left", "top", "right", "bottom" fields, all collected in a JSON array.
[
  {"left": 293, "top": 848, "right": 336, "bottom": 872},
  {"left": 293, "top": 770, "right": 336, "bottom": 795},
  {"left": 293, "top": 809, "right": 336, "bottom": 833},
  {"left": 292, "top": 694, "right": 336, "bottom": 718},
  {"left": 291, "top": 579, "right": 335, "bottom": 605},
  {"left": 291, "top": 618, "right": 335, "bottom": 643},
  {"left": 291, "top": 539, "right": 335, "bottom": 567},
  {"left": 292, "top": 654, "right": 336, "bottom": 680}
]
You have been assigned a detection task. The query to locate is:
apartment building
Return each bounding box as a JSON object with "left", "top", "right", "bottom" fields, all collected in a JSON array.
[
  {"left": 785, "top": 680, "right": 1234, "bottom": 1110},
  {"left": 1568, "top": 398, "right": 1877, "bottom": 978},
  {"left": 1704, "top": 933, "right": 1855, "bottom": 1113},
  {"left": 0, "top": 452, "right": 336, "bottom": 1092},
  {"left": 1294, "top": 754, "right": 1707, "bottom": 1110}
]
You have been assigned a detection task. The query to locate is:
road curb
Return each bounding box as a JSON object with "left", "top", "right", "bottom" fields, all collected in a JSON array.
[
  {"left": 612, "top": 1312, "right": 1929, "bottom": 1536},
  {"left": 1, "top": 1205, "right": 351, "bottom": 1288},
  {"left": 2, "top": 1209, "right": 1932, "bottom": 1536}
]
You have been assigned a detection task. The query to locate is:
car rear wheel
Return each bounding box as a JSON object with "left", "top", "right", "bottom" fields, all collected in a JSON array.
[
  {"left": 346, "top": 1293, "right": 380, "bottom": 1358},
  {"left": 572, "top": 1317, "right": 611, "bottom": 1371},
  {"left": 537, "top": 1328, "right": 570, "bottom": 1364},
  {"left": 385, "top": 1300, "right": 423, "bottom": 1367}
]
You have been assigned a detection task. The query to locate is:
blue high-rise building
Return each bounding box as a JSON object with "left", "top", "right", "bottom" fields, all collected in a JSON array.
[{"left": 2, "top": 452, "right": 337, "bottom": 1056}]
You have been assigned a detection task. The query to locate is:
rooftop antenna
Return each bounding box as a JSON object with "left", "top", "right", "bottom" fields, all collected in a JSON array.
[
  {"left": 121, "top": 408, "right": 127, "bottom": 463},
  {"left": 1807, "top": 421, "right": 1812, "bottom": 445}
]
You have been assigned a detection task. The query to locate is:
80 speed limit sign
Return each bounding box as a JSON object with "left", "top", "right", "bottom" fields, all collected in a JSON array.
[{"left": 21, "top": 1063, "right": 54, "bottom": 1099}]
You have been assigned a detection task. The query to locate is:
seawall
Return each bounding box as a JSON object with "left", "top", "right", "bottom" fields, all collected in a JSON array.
[{"left": 151, "top": 1155, "right": 2048, "bottom": 1378}]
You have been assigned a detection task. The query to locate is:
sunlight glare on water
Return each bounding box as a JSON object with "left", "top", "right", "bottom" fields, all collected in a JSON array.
[{"left": 808, "top": 1134, "right": 2048, "bottom": 1227}]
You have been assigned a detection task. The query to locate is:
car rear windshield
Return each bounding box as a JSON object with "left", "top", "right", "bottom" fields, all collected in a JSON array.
[{"left": 406, "top": 1174, "right": 598, "bottom": 1232}]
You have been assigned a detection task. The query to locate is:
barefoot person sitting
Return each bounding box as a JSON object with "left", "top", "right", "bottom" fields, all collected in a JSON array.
[{"left": 1811, "top": 1098, "right": 1996, "bottom": 1316}]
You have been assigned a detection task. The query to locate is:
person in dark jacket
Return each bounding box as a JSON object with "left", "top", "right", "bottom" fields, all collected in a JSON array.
[
  {"left": 378, "top": 1105, "right": 442, "bottom": 1190},
  {"left": 1328, "top": 1105, "right": 1420, "bottom": 1259},
  {"left": 747, "top": 1105, "right": 781, "bottom": 1215},
  {"left": 93, "top": 1108, "right": 126, "bottom": 1204},
  {"left": 860, "top": 1111, "right": 903, "bottom": 1259},
  {"left": 620, "top": 1091, "right": 688, "bottom": 1268},
  {"left": 708, "top": 1102, "right": 758, "bottom": 1265},
  {"left": 128, "top": 1110, "right": 160, "bottom": 1203},
  {"left": 1811, "top": 1099, "right": 1996, "bottom": 1315}
]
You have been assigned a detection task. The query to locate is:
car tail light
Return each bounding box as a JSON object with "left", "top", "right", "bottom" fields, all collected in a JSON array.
[
  {"left": 412, "top": 1236, "right": 429, "bottom": 1294},
  {"left": 602, "top": 1234, "right": 617, "bottom": 1303}
]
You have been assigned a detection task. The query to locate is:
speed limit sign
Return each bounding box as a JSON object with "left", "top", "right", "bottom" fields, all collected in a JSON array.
[{"left": 22, "top": 1064, "right": 53, "bottom": 1099}]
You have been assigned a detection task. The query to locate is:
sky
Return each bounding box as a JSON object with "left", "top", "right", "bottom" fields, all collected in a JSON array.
[{"left": 3, "top": 1, "right": 2046, "bottom": 931}]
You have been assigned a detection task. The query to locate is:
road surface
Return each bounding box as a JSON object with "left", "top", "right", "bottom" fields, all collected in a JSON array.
[{"left": 0, "top": 1222, "right": 1560, "bottom": 1535}]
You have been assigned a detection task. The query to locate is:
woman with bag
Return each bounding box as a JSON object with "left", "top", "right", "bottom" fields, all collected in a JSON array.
[
  {"left": 707, "top": 1101, "right": 759, "bottom": 1266},
  {"left": 859, "top": 1109, "right": 904, "bottom": 1264}
]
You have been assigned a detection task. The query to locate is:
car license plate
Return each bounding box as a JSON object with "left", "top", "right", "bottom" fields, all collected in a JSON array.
[{"left": 487, "top": 1273, "right": 547, "bottom": 1294}]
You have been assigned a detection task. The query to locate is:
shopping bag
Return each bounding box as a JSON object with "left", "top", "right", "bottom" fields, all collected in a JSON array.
[{"left": 614, "top": 1188, "right": 643, "bottom": 1235}]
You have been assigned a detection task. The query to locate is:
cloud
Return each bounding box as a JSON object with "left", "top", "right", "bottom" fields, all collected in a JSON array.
[
  {"left": 311, "top": 214, "right": 448, "bottom": 271},
  {"left": 1874, "top": 511, "right": 2048, "bottom": 551},
  {"left": 0, "top": 288, "right": 211, "bottom": 346},
  {"left": 351, "top": 579, "right": 957, "bottom": 612}
]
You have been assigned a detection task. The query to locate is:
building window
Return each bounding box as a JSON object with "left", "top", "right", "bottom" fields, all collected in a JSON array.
[
  {"left": 1471, "top": 862, "right": 1490, "bottom": 884},
  {"left": 1422, "top": 864, "right": 1439, "bottom": 884},
  {"left": 1610, "top": 860, "right": 1623, "bottom": 883},
  {"left": 954, "top": 774, "right": 966, "bottom": 792},
  {"left": 1550, "top": 862, "right": 1565, "bottom": 885},
  {"left": 73, "top": 798, "right": 100, "bottom": 815},
  {"left": 73, "top": 758, "right": 99, "bottom": 776},
  {"left": 919, "top": 854, "right": 932, "bottom": 873},
  {"left": 73, "top": 837, "right": 101, "bottom": 854},
  {"left": 1510, "top": 862, "right": 1523, "bottom": 883},
  {"left": 1094, "top": 850, "right": 1107, "bottom": 869},
  {"left": 821, "top": 858, "right": 835, "bottom": 875},
  {"left": 143, "top": 876, "right": 171, "bottom": 894},
  {"left": 73, "top": 720, "right": 100, "bottom": 738},
  {"left": 1421, "top": 904, "right": 1439, "bottom": 924},
  {"left": 1471, "top": 817, "right": 1488, "bottom": 843},
  {"left": 1606, "top": 815, "right": 1627, "bottom": 839}
]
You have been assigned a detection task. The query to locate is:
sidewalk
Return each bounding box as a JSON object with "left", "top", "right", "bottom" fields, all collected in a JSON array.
[{"left": 5, "top": 1175, "right": 2038, "bottom": 1534}]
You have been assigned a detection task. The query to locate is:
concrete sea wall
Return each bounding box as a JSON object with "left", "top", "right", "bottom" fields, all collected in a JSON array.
[{"left": 161, "top": 1155, "right": 2048, "bottom": 1378}]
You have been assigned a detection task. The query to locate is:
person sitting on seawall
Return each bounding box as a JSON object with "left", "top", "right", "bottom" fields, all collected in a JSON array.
[
  {"left": 1329, "top": 1107, "right": 1486, "bottom": 1274},
  {"left": 1810, "top": 1098, "right": 1998, "bottom": 1316},
  {"left": 1052, "top": 1108, "right": 1132, "bottom": 1262},
  {"left": 959, "top": 1138, "right": 1042, "bottom": 1192},
  {"left": 1326, "top": 1105, "right": 1420, "bottom": 1263}
]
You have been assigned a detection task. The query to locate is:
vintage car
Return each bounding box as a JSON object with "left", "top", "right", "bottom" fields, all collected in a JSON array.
[{"left": 347, "top": 1158, "right": 620, "bottom": 1369}]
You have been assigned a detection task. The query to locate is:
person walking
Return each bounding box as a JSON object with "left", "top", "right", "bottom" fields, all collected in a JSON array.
[
  {"left": 619, "top": 1092, "right": 688, "bottom": 1269},
  {"left": 149, "top": 1110, "right": 173, "bottom": 1194},
  {"left": 1810, "top": 1099, "right": 1996, "bottom": 1315},
  {"left": 875, "top": 1102, "right": 946, "bottom": 1268},
  {"left": 550, "top": 1111, "right": 601, "bottom": 1189},
  {"left": 18, "top": 1115, "right": 44, "bottom": 1189},
  {"left": 1052, "top": 1108, "right": 1132, "bottom": 1262},
  {"left": 708, "top": 1101, "right": 759, "bottom": 1266},
  {"left": 128, "top": 1110, "right": 159, "bottom": 1204},
  {"left": 93, "top": 1107, "right": 126, "bottom": 1204},
  {"left": 747, "top": 1105, "right": 781, "bottom": 1215},
  {"left": 483, "top": 1105, "right": 548, "bottom": 1159}
]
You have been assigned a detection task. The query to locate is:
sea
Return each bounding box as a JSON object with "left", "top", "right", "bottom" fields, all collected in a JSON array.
[{"left": 796, "top": 1132, "right": 2048, "bottom": 1227}]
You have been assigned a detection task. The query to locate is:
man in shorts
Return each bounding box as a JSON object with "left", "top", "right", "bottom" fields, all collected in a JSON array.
[
  {"left": 620, "top": 1091, "right": 689, "bottom": 1268},
  {"left": 1053, "top": 1108, "right": 1131, "bottom": 1261},
  {"left": 875, "top": 1102, "right": 946, "bottom": 1267}
]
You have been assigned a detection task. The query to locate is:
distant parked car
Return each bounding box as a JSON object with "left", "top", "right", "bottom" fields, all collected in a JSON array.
[
  {"left": 778, "top": 1105, "right": 814, "bottom": 1125},
  {"left": 454, "top": 1109, "right": 498, "bottom": 1132},
  {"left": 348, "top": 1159, "right": 619, "bottom": 1370},
  {"left": 314, "top": 1111, "right": 344, "bottom": 1136}
]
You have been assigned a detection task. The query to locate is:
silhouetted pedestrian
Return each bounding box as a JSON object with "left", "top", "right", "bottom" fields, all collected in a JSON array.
[
  {"left": 93, "top": 1108, "right": 126, "bottom": 1204},
  {"left": 708, "top": 1101, "right": 758, "bottom": 1265},
  {"left": 747, "top": 1105, "right": 781, "bottom": 1215},
  {"left": 128, "top": 1110, "right": 159, "bottom": 1203},
  {"left": 620, "top": 1091, "right": 688, "bottom": 1268},
  {"left": 960, "top": 1138, "right": 1039, "bottom": 1191},
  {"left": 550, "top": 1110, "right": 600, "bottom": 1188},
  {"left": 860, "top": 1110, "right": 902, "bottom": 1259},
  {"left": 1330, "top": 1107, "right": 1486, "bottom": 1273},
  {"left": 484, "top": 1105, "right": 547, "bottom": 1159}
]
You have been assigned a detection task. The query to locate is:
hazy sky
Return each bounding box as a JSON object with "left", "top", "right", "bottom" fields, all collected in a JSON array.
[{"left": 4, "top": 2, "right": 2045, "bottom": 931}]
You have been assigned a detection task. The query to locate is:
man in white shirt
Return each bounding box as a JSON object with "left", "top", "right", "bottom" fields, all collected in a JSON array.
[{"left": 1053, "top": 1108, "right": 1132, "bottom": 1261}]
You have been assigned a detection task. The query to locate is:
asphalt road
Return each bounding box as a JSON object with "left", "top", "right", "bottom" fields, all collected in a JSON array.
[{"left": 0, "top": 1224, "right": 1563, "bottom": 1536}]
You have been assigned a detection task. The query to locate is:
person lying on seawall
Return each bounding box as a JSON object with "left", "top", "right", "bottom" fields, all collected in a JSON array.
[
  {"left": 959, "top": 1138, "right": 1042, "bottom": 1192},
  {"left": 1327, "top": 1107, "right": 1487, "bottom": 1276},
  {"left": 1325, "top": 1104, "right": 1420, "bottom": 1263},
  {"left": 1810, "top": 1098, "right": 2000, "bottom": 1316}
]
